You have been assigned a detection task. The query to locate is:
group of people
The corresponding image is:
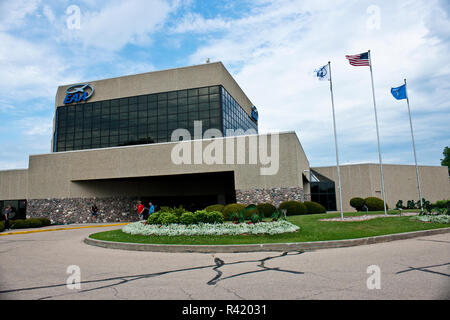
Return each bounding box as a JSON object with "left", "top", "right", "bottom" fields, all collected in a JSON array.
[{"left": 136, "top": 201, "right": 155, "bottom": 220}]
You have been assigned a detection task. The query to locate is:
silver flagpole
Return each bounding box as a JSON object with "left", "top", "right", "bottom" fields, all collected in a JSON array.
[
  {"left": 368, "top": 50, "right": 388, "bottom": 215},
  {"left": 404, "top": 78, "right": 423, "bottom": 211},
  {"left": 328, "top": 61, "right": 344, "bottom": 220}
]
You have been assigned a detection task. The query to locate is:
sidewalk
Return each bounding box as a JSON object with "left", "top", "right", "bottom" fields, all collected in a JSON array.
[{"left": 0, "top": 222, "right": 129, "bottom": 236}]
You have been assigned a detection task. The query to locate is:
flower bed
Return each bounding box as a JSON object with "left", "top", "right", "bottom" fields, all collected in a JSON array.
[
  {"left": 122, "top": 220, "right": 300, "bottom": 236},
  {"left": 415, "top": 214, "right": 450, "bottom": 224}
]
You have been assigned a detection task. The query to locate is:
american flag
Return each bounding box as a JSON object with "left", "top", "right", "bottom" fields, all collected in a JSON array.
[{"left": 345, "top": 52, "right": 370, "bottom": 66}]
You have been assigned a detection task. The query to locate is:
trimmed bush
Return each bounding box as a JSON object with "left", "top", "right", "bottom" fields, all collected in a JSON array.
[
  {"left": 433, "top": 200, "right": 450, "bottom": 209},
  {"left": 304, "top": 201, "right": 326, "bottom": 214},
  {"left": 244, "top": 204, "right": 259, "bottom": 219},
  {"left": 350, "top": 197, "right": 365, "bottom": 211},
  {"left": 250, "top": 213, "right": 262, "bottom": 224},
  {"left": 193, "top": 210, "right": 208, "bottom": 224},
  {"left": 159, "top": 212, "right": 179, "bottom": 225},
  {"left": 180, "top": 212, "right": 195, "bottom": 225},
  {"left": 223, "top": 203, "right": 246, "bottom": 221},
  {"left": 0, "top": 221, "right": 4, "bottom": 232},
  {"left": 205, "top": 211, "right": 224, "bottom": 224},
  {"left": 278, "top": 201, "right": 307, "bottom": 216},
  {"left": 256, "top": 203, "right": 277, "bottom": 218},
  {"left": 205, "top": 204, "right": 225, "bottom": 213},
  {"left": 10, "top": 219, "right": 43, "bottom": 229},
  {"left": 37, "top": 217, "right": 51, "bottom": 227},
  {"left": 147, "top": 212, "right": 162, "bottom": 225},
  {"left": 364, "top": 197, "right": 387, "bottom": 211}
]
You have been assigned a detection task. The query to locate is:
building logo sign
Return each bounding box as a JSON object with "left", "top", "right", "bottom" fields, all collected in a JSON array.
[
  {"left": 64, "top": 84, "right": 95, "bottom": 104},
  {"left": 251, "top": 106, "right": 259, "bottom": 121}
]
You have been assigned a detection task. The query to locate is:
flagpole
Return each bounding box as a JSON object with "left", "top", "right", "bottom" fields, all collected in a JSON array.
[
  {"left": 368, "top": 50, "right": 388, "bottom": 216},
  {"left": 328, "top": 62, "right": 344, "bottom": 220},
  {"left": 404, "top": 78, "right": 423, "bottom": 211}
]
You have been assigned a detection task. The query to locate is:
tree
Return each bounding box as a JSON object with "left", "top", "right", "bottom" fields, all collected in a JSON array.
[{"left": 441, "top": 146, "right": 450, "bottom": 176}]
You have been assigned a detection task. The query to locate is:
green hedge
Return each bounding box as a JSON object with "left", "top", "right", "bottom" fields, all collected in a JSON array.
[
  {"left": 244, "top": 204, "right": 259, "bottom": 219},
  {"left": 365, "top": 197, "right": 388, "bottom": 211},
  {"left": 223, "top": 203, "right": 246, "bottom": 221},
  {"left": 304, "top": 201, "right": 326, "bottom": 214},
  {"left": 204, "top": 204, "right": 225, "bottom": 213},
  {"left": 350, "top": 197, "right": 365, "bottom": 211},
  {"left": 0, "top": 221, "right": 4, "bottom": 232},
  {"left": 10, "top": 218, "right": 43, "bottom": 229},
  {"left": 256, "top": 203, "right": 277, "bottom": 217},
  {"left": 278, "top": 201, "right": 307, "bottom": 216}
]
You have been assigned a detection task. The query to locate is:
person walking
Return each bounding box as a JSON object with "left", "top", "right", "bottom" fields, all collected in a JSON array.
[
  {"left": 4, "top": 205, "right": 11, "bottom": 230},
  {"left": 148, "top": 202, "right": 155, "bottom": 217},
  {"left": 136, "top": 201, "right": 145, "bottom": 220},
  {"left": 91, "top": 204, "right": 99, "bottom": 218}
]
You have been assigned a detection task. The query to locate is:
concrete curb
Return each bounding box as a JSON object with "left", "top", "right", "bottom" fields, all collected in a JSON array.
[{"left": 84, "top": 227, "right": 450, "bottom": 253}]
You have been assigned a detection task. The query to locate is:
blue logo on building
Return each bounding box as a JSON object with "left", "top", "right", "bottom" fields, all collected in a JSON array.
[
  {"left": 251, "top": 106, "right": 259, "bottom": 121},
  {"left": 64, "top": 84, "right": 95, "bottom": 104}
]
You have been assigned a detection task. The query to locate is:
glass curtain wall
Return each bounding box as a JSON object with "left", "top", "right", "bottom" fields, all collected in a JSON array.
[{"left": 54, "top": 85, "right": 258, "bottom": 152}]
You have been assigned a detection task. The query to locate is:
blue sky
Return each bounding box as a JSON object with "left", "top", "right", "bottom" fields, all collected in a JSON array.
[{"left": 0, "top": 0, "right": 449, "bottom": 170}]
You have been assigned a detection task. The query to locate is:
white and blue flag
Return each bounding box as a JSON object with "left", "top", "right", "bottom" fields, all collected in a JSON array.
[{"left": 315, "top": 64, "right": 330, "bottom": 81}]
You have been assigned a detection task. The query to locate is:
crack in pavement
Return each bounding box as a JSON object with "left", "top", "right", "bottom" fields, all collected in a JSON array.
[
  {"left": 0, "top": 251, "right": 304, "bottom": 299},
  {"left": 207, "top": 251, "right": 305, "bottom": 286},
  {"left": 396, "top": 262, "right": 450, "bottom": 278}
]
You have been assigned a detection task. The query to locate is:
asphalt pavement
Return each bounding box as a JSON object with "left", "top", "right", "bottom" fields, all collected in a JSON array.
[{"left": 0, "top": 224, "right": 448, "bottom": 300}]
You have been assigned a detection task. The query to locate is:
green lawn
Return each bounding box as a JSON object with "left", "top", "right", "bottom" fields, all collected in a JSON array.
[{"left": 89, "top": 210, "right": 448, "bottom": 245}]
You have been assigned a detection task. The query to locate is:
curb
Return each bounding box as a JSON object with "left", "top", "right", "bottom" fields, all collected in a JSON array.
[{"left": 84, "top": 227, "right": 450, "bottom": 253}]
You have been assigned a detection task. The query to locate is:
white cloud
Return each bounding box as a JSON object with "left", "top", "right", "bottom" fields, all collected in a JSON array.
[
  {"left": 42, "top": 4, "right": 55, "bottom": 24},
  {"left": 64, "top": 0, "right": 178, "bottom": 51},
  {"left": 0, "top": 0, "right": 41, "bottom": 31}
]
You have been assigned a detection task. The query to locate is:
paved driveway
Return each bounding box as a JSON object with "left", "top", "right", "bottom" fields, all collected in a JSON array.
[{"left": 0, "top": 225, "right": 449, "bottom": 300}]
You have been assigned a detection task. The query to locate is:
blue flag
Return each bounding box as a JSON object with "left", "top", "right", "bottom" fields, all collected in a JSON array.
[
  {"left": 315, "top": 64, "right": 330, "bottom": 81},
  {"left": 391, "top": 84, "right": 407, "bottom": 100}
]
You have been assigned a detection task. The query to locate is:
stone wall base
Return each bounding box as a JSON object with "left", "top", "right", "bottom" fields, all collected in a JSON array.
[
  {"left": 236, "top": 187, "right": 309, "bottom": 207},
  {"left": 27, "top": 197, "right": 141, "bottom": 224}
]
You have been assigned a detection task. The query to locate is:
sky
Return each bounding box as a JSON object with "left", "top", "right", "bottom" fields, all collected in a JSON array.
[{"left": 0, "top": 0, "right": 449, "bottom": 170}]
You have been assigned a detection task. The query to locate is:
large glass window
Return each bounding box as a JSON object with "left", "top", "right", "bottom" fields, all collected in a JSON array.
[
  {"left": 54, "top": 85, "right": 234, "bottom": 152},
  {"left": 221, "top": 87, "right": 258, "bottom": 135}
]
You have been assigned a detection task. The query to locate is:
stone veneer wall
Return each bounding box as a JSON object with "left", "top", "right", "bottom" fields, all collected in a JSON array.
[
  {"left": 27, "top": 197, "right": 142, "bottom": 224},
  {"left": 236, "top": 187, "right": 309, "bottom": 207}
]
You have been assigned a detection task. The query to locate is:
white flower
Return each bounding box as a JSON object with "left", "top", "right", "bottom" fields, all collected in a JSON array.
[{"left": 122, "top": 221, "right": 300, "bottom": 236}]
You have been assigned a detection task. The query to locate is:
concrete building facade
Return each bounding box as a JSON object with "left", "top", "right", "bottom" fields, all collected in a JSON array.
[{"left": 0, "top": 62, "right": 448, "bottom": 223}]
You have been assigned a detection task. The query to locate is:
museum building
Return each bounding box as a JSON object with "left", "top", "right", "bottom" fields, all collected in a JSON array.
[{"left": 0, "top": 62, "right": 448, "bottom": 223}]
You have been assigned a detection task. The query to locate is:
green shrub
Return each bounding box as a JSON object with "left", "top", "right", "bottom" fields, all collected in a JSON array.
[
  {"left": 205, "top": 204, "right": 225, "bottom": 213},
  {"left": 205, "top": 211, "right": 224, "bottom": 224},
  {"left": 244, "top": 204, "right": 259, "bottom": 219},
  {"left": 179, "top": 212, "right": 195, "bottom": 225},
  {"left": 159, "top": 212, "right": 179, "bottom": 225},
  {"left": 0, "top": 221, "right": 4, "bottom": 232},
  {"left": 271, "top": 209, "right": 286, "bottom": 221},
  {"left": 278, "top": 201, "right": 307, "bottom": 216},
  {"left": 395, "top": 200, "right": 404, "bottom": 210},
  {"left": 159, "top": 205, "right": 186, "bottom": 217},
  {"left": 193, "top": 210, "right": 208, "bottom": 224},
  {"left": 256, "top": 203, "right": 277, "bottom": 217},
  {"left": 147, "top": 212, "right": 162, "bottom": 225},
  {"left": 350, "top": 197, "right": 365, "bottom": 211},
  {"left": 230, "top": 212, "right": 245, "bottom": 223},
  {"left": 250, "top": 213, "right": 262, "bottom": 224},
  {"left": 37, "top": 217, "right": 51, "bottom": 227},
  {"left": 223, "top": 203, "right": 246, "bottom": 221},
  {"left": 10, "top": 219, "right": 43, "bottom": 229},
  {"left": 407, "top": 200, "right": 415, "bottom": 209},
  {"left": 304, "top": 201, "right": 326, "bottom": 214},
  {"left": 433, "top": 200, "right": 450, "bottom": 209},
  {"left": 365, "top": 197, "right": 387, "bottom": 211}
]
